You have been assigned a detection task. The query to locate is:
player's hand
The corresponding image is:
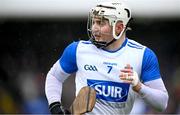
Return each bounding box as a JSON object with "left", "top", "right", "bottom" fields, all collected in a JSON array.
[
  {"left": 49, "top": 102, "right": 70, "bottom": 114},
  {"left": 119, "top": 64, "right": 139, "bottom": 87}
]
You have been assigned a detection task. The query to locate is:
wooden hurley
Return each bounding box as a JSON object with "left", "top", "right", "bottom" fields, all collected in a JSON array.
[{"left": 70, "top": 86, "right": 96, "bottom": 115}]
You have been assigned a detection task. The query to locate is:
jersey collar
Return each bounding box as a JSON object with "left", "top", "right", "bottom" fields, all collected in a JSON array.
[{"left": 102, "top": 37, "right": 128, "bottom": 53}]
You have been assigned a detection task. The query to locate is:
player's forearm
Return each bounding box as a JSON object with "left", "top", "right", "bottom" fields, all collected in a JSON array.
[
  {"left": 139, "top": 83, "right": 169, "bottom": 112},
  {"left": 45, "top": 60, "right": 70, "bottom": 105},
  {"left": 45, "top": 72, "right": 63, "bottom": 105}
]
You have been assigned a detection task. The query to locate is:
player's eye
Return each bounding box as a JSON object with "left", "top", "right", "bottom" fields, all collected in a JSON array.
[{"left": 92, "top": 20, "right": 100, "bottom": 25}]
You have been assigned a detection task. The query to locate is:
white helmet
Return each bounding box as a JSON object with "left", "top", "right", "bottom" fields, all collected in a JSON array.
[{"left": 87, "top": 1, "right": 131, "bottom": 48}]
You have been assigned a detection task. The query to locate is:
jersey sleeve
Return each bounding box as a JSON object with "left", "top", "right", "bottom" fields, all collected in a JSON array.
[
  {"left": 141, "top": 48, "right": 161, "bottom": 83},
  {"left": 59, "top": 41, "right": 79, "bottom": 74}
]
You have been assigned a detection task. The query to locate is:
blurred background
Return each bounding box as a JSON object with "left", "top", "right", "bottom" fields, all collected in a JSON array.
[{"left": 0, "top": 0, "right": 180, "bottom": 114}]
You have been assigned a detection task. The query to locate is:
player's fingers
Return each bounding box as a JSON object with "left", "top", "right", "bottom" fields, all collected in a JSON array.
[
  {"left": 119, "top": 72, "right": 133, "bottom": 77},
  {"left": 123, "top": 73, "right": 133, "bottom": 77},
  {"left": 122, "top": 72, "right": 128, "bottom": 77},
  {"left": 120, "top": 77, "right": 133, "bottom": 81},
  {"left": 124, "top": 64, "right": 133, "bottom": 69},
  {"left": 120, "top": 73, "right": 133, "bottom": 81},
  {"left": 120, "top": 76, "right": 133, "bottom": 81},
  {"left": 121, "top": 69, "right": 133, "bottom": 73},
  {"left": 125, "top": 64, "right": 131, "bottom": 68},
  {"left": 121, "top": 80, "right": 132, "bottom": 84}
]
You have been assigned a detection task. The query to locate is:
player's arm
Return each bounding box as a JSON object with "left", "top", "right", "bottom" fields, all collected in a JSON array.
[
  {"left": 120, "top": 48, "right": 169, "bottom": 111},
  {"left": 45, "top": 60, "right": 71, "bottom": 114},
  {"left": 139, "top": 48, "right": 169, "bottom": 111},
  {"left": 138, "top": 78, "right": 168, "bottom": 112},
  {"left": 45, "top": 42, "right": 79, "bottom": 114}
]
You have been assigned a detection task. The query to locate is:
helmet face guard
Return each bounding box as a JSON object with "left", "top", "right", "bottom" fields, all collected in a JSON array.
[
  {"left": 87, "top": 1, "right": 131, "bottom": 49},
  {"left": 87, "top": 14, "right": 114, "bottom": 48}
]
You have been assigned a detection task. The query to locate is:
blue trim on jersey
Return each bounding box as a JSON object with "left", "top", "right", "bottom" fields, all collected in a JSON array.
[
  {"left": 128, "top": 41, "right": 143, "bottom": 48},
  {"left": 59, "top": 41, "right": 79, "bottom": 73},
  {"left": 141, "top": 48, "right": 161, "bottom": 82},
  {"left": 103, "top": 38, "right": 128, "bottom": 53},
  {"left": 82, "top": 41, "right": 92, "bottom": 44},
  {"left": 127, "top": 44, "right": 143, "bottom": 49}
]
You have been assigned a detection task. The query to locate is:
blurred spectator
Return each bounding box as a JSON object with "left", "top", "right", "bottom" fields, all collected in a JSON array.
[
  {"left": 0, "top": 86, "right": 19, "bottom": 113},
  {"left": 15, "top": 49, "right": 49, "bottom": 114},
  {"left": 17, "top": 71, "right": 49, "bottom": 114},
  {"left": 0, "top": 68, "right": 20, "bottom": 113}
]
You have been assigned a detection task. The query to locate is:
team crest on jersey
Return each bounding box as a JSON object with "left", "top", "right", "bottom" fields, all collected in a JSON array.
[{"left": 87, "top": 79, "right": 130, "bottom": 102}]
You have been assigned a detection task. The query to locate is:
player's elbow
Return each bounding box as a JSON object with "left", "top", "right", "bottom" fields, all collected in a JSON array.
[
  {"left": 162, "top": 92, "right": 169, "bottom": 111},
  {"left": 155, "top": 92, "right": 169, "bottom": 112}
]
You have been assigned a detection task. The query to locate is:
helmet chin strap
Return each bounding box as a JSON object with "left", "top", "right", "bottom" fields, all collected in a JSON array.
[
  {"left": 90, "top": 28, "right": 126, "bottom": 49},
  {"left": 88, "top": 29, "right": 117, "bottom": 49},
  {"left": 89, "top": 37, "right": 117, "bottom": 49},
  {"left": 112, "top": 20, "right": 126, "bottom": 40},
  {"left": 104, "top": 38, "right": 117, "bottom": 48}
]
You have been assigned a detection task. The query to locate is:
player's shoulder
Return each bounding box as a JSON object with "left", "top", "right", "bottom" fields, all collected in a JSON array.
[
  {"left": 127, "top": 39, "right": 158, "bottom": 61},
  {"left": 127, "top": 38, "right": 146, "bottom": 50},
  {"left": 65, "top": 41, "right": 80, "bottom": 51},
  {"left": 80, "top": 40, "right": 92, "bottom": 44},
  {"left": 68, "top": 40, "right": 92, "bottom": 45},
  {"left": 65, "top": 40, "right": 93, "bottom": 51},
  {"left": 78, "top": 40, "right": 93, "bottom": 46},
  {"left": 65, "top": 40, "right": 90, "bottom": 47},
  {"left": 77, "top": 40, "right": 95, "bottom": 49},
  {"left": 127, "top": 38, "right": 156, "bottom": 55}
]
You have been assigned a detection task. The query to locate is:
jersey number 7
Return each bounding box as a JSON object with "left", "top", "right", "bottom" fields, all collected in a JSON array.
[{"left": 107, "top": 65, "right": 113, "bottom": 73}]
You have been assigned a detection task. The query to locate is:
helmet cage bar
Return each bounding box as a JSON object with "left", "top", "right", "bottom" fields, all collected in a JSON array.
[{"left": 96, "top": 5, "right": 116, "bottom": 10}]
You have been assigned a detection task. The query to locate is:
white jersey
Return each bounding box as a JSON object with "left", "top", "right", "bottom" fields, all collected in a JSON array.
[{"left": 59, "top": 38, "right": 161, "bottom": 114}]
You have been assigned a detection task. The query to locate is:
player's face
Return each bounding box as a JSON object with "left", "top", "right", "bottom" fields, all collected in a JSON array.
[{"left": 91, "top": 16, "right": 113, "bottom": 43}]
